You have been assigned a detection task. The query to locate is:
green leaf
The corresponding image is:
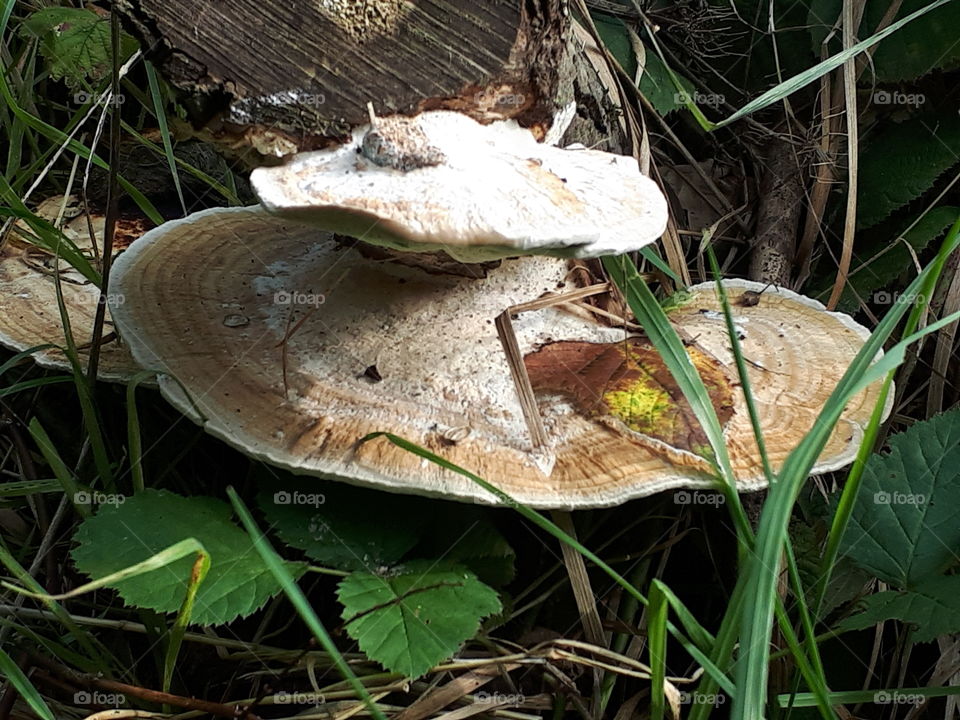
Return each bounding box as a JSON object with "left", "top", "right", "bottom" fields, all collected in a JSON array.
[
  {"left": 808, "top": 0, "right": 960, "bottom": 80},
  {"left": 858, "top": 113, "right": 960, "bottom": 229},
  {"left": 337, "top": 560, "right": 501, "bottom": 677},
  {"left": 418, "top": 512, "right": 516, "bottom": 587},
  {"left": 840, "top": 408, "right": 960, "bottom": 588},
  {"left": 593, "top": 13, "right": 636, "bottom": 77},
  {"left": 257, "top": 479, "right": 425, "bottom": 571},
  {"left": 20, "top": 8, "right": 137, "bottom": 87},
  {"left": 870, "top": 0, "right": 960, "bottom": 81},
  {"left": 72, "top": 489, "right": 304, "bottom": 625},
  {"left": 829, "top": 206, "right": 960, "bottom": 312},
  {"left": 838, "top": 575, "right": 960, "bottom": 642},
  {"left": 0, "top": 646, "right": 54, "bottom": 720},
  {"left": 638, "top": 48, "right": 697, "bottom": 117}
]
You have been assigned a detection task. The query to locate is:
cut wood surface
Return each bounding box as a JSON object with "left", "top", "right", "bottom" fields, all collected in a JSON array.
[{"left": 119, "top": 0, "right": 569, "bottom": 139}]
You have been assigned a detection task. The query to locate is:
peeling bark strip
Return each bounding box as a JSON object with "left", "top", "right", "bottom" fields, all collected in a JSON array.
[
  {"left": 748, "top": 137, "right": 803, "bottom": 286},
  {"left": 117, "top": 0, "right": 569, "bottom": 139}
]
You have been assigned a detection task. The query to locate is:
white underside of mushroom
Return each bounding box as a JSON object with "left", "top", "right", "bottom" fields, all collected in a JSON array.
[{"left": 251, "top": 110, "right": 669, "bottom": 261}]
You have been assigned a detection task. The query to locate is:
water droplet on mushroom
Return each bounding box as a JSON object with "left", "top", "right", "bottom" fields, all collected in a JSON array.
[{"left": 223, "top": 314, "right": 249, "bottom": 328}]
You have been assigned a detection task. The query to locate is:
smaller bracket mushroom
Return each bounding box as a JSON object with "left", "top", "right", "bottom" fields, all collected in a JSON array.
[
  {"left": 0, "top": 197, "right": 147, "bottom": 382},
  {"left": 250, "top": 110, "right": 669, "bottom": 261}
]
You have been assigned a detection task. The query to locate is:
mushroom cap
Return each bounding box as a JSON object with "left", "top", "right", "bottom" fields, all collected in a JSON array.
[
  {"left": 250, "top": 111, "right": 668, "bottom": 261},
  {"left": 0, "top": 204, "right": 145, "bottom": 382},
  {"left": 109, "top": 206, "right": 889, "bottom": 509}
]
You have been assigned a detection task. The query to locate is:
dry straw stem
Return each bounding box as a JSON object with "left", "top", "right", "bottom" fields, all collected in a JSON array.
[{"left": 108, "top": 206, "right": 889, "bottom": 508}]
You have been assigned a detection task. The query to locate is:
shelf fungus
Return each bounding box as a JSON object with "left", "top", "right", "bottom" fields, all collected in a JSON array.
[
  {"left": 107, "top": 206, "right": 888, "bottom": 508},
  {"left": 250, "top": 109, "right": 668, "bottom": 261},
  {"left": 0, "top": 197, "right": 147, "bottom": 381}
]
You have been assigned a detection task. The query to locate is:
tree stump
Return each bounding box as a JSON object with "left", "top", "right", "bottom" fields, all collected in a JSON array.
[{"left": 117, "top": 0, "right": 616, "bottom": 152}]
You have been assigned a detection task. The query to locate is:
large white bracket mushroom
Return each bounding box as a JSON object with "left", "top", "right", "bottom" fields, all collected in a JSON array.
[{"left": 107, "top": 207, "right": 890, "bottom": 509}]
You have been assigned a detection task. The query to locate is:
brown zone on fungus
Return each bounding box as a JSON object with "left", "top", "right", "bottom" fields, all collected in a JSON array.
[{"left": 524, "top": 338, "right": 735, "bottom": 458}]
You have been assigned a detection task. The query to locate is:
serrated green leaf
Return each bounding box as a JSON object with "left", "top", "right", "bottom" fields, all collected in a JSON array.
[
  {"left": 808, "top": 0, "right": 960, "bottom": 80},
  {"left": 840, "top": 408, "right": 960, "bottom": 588},
  {"left": 20, "top": 7, "right": 136, "bottom": 87},
  {"left": 858, "top": 113, "right": 960, "bottom": 228},
  {"left": 792, "top": 517, "right": 872, "bottom": 617},
  {"left": 870, "top": 0, "right": 960, "bottom": 81},
  {"left": 837, "top": 575, "right": 960, "bottom": 642},
  {"left": 829, "top": 206, "right": 960, "bottom": 312},
  {"left": 338, "top": 560, "right": 501, "bottom": 677},
  {"left": 72, "top": 489, "right": 304, "bottom": 625},
  {"left": 257, "top": 479, "right": 424, "bottom": 571},
  {"left": 418, "top": 513, "right": 516, "bottom": 587}
]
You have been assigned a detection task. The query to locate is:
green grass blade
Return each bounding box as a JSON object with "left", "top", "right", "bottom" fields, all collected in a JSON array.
[
  {"left": 144, "top": 61, "right": 186, "bottom": 216},
  {"left": 0, "top": 344, "right": 60, "bottom": 376},
  {"left": 0, "top": 645, "right": 55, "bottom": 720},
  {"left": 0, "top": 375, "right": 73, "bottom": 397},
  {"left": 27, "top": 417, "right": 88, "bottom": 517},
  {"left": 0, "top": 70, "right": 163, "bottom": 224},
  {"left": 714, "top": 0, "right": 953, "bottom": 128},
  {"left": 125, "top": 370, "right": 156, "bottom": 494},
  {"left": 649, "top": 580, "right": 669, "bottom": 720},
  {"left": 226, "top": 487, "right": 389, "bottom": 720},
  {"left": 602, "top": 255, "right": 752, "bottom": 545},
  {"left": 366, "top": 432, "right": 737, "bottom": 697},
  {"left": 780, "top": 686, "right": 960, "bottom": 708},
  {"left": 731, "top": 216, "right": 960, "bottom": 720}
]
